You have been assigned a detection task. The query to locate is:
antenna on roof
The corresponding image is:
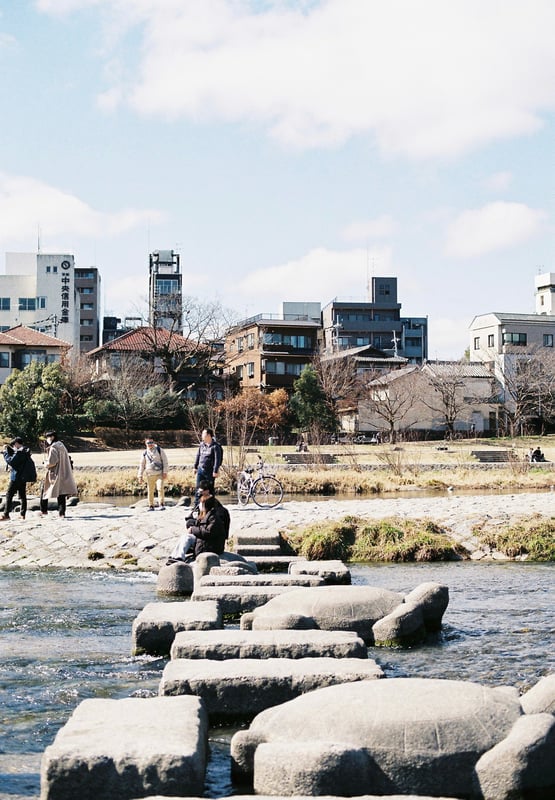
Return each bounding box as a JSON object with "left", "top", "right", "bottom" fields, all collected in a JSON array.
[{"left": 37, "top": 224, "right": 41, "bottom": 254}]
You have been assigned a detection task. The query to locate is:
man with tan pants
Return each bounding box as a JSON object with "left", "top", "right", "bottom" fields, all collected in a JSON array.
[{"left": 137, "top": 437, "right": 169, "bottom": 510}]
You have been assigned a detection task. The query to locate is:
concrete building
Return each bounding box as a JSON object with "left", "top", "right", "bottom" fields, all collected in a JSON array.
[
  {"left": 149, "top": 250, "right": 182, "bottom": 332},
  {"left": 75, "top": 267, "right": 101, "bottom": 352},
  {"left": 0, "top": 254, "right": 103, "bottom": 355},
  {"left": 225, "top": 302, "right": 321, "bottom": 391},
  {"left": 321, "top": 277, "right": 428, "bottom": 363}
]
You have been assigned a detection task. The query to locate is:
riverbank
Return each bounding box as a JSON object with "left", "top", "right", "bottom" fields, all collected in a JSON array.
[{"left": 1, "top": 490, "right": 554, "bottom": 570}]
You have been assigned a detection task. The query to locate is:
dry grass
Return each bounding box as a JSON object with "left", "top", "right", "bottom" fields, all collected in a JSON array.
[{"left": 473, "top": 514, "right": 555, "bottom": 561}]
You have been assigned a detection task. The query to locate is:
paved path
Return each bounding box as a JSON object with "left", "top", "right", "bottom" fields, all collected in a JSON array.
[{"left": 0, "top": 491, "right": 554, "bottom": 570}]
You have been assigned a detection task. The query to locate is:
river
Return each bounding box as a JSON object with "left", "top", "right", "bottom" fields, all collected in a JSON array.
[{"left": 1, "top": 561, "right": 553, "bottom": 799}]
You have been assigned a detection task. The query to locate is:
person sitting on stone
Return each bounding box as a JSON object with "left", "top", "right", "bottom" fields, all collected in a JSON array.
[
  {"left": 190, "top": 494, "right": 227, "bottom": 558},
  {"left": 166, "top": 482, "right": 230, "bottom": 565}
]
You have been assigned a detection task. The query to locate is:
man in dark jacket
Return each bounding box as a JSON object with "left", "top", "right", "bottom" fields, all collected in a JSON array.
[
  {"left": 1, "top": 437, "right": 36, "bottom": 521},
  {"left": 193, "top": 428, "right": 223, "bottom": 505},
  {"left": 188, "top": 495, "right": 227, "bottom": 558}
]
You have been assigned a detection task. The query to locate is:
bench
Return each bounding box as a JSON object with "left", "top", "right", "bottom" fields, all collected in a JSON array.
[
  {"left": 470, "top": 450, "right": 514, "bottom": 463},
  {"left": 281, "top": 452, "right": 337, "bottom": 465}
]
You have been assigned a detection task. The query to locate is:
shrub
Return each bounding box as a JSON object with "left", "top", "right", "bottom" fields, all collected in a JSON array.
[{"left": 474, "top": 515, "right": 555, "bottom": 561}]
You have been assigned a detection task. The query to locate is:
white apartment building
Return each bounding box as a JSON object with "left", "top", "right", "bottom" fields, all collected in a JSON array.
[{"left": 0, "top": 252, "right": 79, "bottom": 353}]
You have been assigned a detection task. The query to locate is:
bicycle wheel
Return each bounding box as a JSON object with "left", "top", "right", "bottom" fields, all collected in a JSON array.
[
  {"left": 252, "top": 476, "right": 283, "bottom": 508},
  {"left": 237, "top": 474, "right": 251, "bottom": 506}
]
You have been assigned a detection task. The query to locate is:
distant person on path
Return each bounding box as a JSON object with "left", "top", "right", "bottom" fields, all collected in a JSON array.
[
  {"left": 193, "top": 428, "right": 222, "bottom": 506},
  {"left": 138, "top": 436, "right": 169, "bottom": 511},
  {"left": 1, "top": 437, "right": 37, "bottom": 521},
  {"left": 40, "top": 431, "right": 77, "bottom": 518},
  {"left": 531, "top": 447, "right": 546, "bottom": 462}
]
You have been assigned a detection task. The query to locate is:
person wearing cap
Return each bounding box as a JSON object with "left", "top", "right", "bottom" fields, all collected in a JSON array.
[
  {"left": 1, "top": 437, "right": 37, "bottom": 521},
  {"left": 40, "top": 431, "right": 78, "bottom": 518},
  {"left": 137, "top": 436, "right": 169, "bottom": 511}
]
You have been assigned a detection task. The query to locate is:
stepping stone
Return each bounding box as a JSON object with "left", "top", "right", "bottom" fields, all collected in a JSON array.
[
  {"left": 170, "top": 629, "right": 368, "bottom": 661},
  {"left": 159, "top": 657, "right": 383, "bottom": 719},
  {"left": 40, "top": 696, "right": 208, "bottom": 800},
  {"left": 132, "top": 601, "right": 222, "bottom": 656},
  {"left": 191, "top": 585, "right": 301, "bottom": 616},
  {"left": 198, "top": 574, "right": 324, "bottom": 588},
  {"left": 242, "top": 555, "right": 303, "bottom": 572},
  {"left": 289, "top": 559, "right": 351, "bottom": 585}
]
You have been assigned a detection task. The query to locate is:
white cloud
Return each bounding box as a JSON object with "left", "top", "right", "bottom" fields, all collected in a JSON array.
[
  {"left": 0, "top": 172, "right": 162, "bottom": 244},
  {"left": 483, "top": 171, "right": 513, "bottom": 193},
  {"left": 342, "top": 215, "right": 397, "bottom": 242},
  {"left": 234, "top": 246, "right": 393, "bottom": 307},
  {"left": 444, "top": 202, "right": 548, "bottom": 259},
  {"left": 39, "top": 0, "right": 555, "bottom": 160}
]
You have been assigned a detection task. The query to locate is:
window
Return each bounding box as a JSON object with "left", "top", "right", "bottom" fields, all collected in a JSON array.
[
  {"left": 155, "top": 278, "right": 180, "bottom": 294},
  {"left": 544, "top": 334, "right": 553, "bottom": 347},
  {"left": 0, "top": 352, "right": 9, "bottom": 368},
  {"left": 378, "top": 284, "right": 390, "bottom": 296},
  {"left": 502, "top": 332, "right": 527, "bottom": 346},
  {"left": 37, "top": 297, "right": 46, "bottom": 309},
  {"left": 247, "top": 362, "right": 255, "bottom": 378},
  {"left": 76, "top": 271, "right": 95, "bottom": 279},
  {"left": 81, "top": 303, "right": 94, "bottom": 310},
  {"left": 0, "top": 298, "right": 10, "bottom": 311},
  {"left": 263, "top": 333, "right": 312, "bottom": 349},
  {"left": 265, "top": 361, "right": 306, "bottom": 376},
  {"left": 78, "top": 287, "right": 93, "bottom": 295},
  {"left": 237, "top": 336, "right": 244, "bottom": 352},
  {"left": 19, "top": 298, "right": 36, "bottom": 311},
  {"left": 246, "top": 333, "right": 255, "bottom": 349},
  {"left": 236, "top": 365, "right": 243, "bottom": 379},
  {"left": 46, "top": 266, "right": 51, "bottom": 273},
  {"left": 474, "top": 337, "right": 480, "bottom": 350},
  {"left": 488, "top": 334, "right": 495, "bottom": 347},
  {"left": 80, "top": 335, "right": 93, "bottom": 342},
  {"left": 81, "top": 319, "right": 94, "bottom": 326}
]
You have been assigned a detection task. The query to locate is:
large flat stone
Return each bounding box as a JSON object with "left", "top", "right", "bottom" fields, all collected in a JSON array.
[
  {"left": 191, "top": 585, "right": 301, "bottom": 616},
  {"left": 40, "top": 696, "right": 208, "bottom": 800},
  {"left": 170, "top": 629, "right": 368, "bottom": 660},
  {"left": 198, "top": 574, "right": 324, "bottom": 587},
  {"left": 132, "top": 601, "right": 222, "bottom": 656},
  {"left": 159, "top": 657, "right": 384, "bottom": 719},
  {"left": 288, "top": 559, "right": 351, "bottom": 585}
]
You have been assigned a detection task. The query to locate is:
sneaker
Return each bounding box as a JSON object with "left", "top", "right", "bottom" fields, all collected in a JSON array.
[
  {"left": 0, "top": 515, "right": 10, "bottom": 521},
  {"left": 147, "top": 506, "right": 155, "bottom": 511},
  {"left": 158, "top": 505, "right": 166, "bottom": 511}
]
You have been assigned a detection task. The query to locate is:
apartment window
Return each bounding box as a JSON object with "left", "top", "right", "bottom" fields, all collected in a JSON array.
[
  {"left": 19, "top": 298, "right": 36, "bottom": 311},
  {"left": 265, "top": 361, "right": 306, "bottom": 376},
  {"left": 81, "top": 303, "right": 94, "bottom": 310},
  {"left": 473, "top": 337, "right": 480, "bottom": 350},
  {"left": 81, "top": 319, "right": 94, "bottom": 326},
  {"left": 155, "top": 278, "right": 179, "bottom": 294},
  {"left": 80, "top": 335, "right": 93, "bottom": 342},
  {"left": 246, "top": 362, "right": 255, "bottom": 378},
  {"left": 37, "top": 297, "right": 46, "bottom": 309},
  {"left": 246, "top": 333, "right": 255, "bottom": 349},
  {"left": 502, "top": 332, "right": 527, "bottom": 346},
  {"left": 236, "top": 365, "right": 243, "bottom": 379},
  {"left": 378, "top": 284, "right": 390, "bottom": 296},
  {"left": 544, "top": 334, "right": 553, "bottom": 347},
  {"left": 0, "top": 298, "right": 10, "bottom": 311},
  {"left": 76, "top": 271, "right": 95, "bottom": 279},
  {"left": 46, "top": 266, "right": 50, "bottom": 273},
  {"left": 356, "top": 337, "right": 370, "bottom": 347},
  {"left": 0, "top": 352, "right": 9, "bottom": 368},
  {"left": 78, "top": 287, "right": 93, "bottom": 295},
  {"left": 237, "top": 336, "right": 244, "bottom": 352},
  {"left": 488, "top": 334, "right": 495, "bottom": 347}
]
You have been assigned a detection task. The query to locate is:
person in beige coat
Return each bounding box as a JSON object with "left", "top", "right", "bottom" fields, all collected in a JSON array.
[
  {"left": 40, "top": 431, "right": 78, "bottom": 518},
  {"left": 137, "top": 436, "right": 169, "bottom": 510}
]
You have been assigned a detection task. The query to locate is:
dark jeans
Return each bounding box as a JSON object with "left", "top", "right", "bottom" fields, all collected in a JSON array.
[
  {"left": 194, "top": 469, "right": 214, "bottom": 507},
  {"left": 40, "top": 494, "right": 67, "bottom": 516},
  {"left": 5, "top": 478, "right": 27, "bottom": 517}
]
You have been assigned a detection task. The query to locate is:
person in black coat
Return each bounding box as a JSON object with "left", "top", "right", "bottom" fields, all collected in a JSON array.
[
  {"left": 1, "top": 437, "right": 37, "bottom": 521},
  {"left": 187, "top": 495, "right": 227, "bottom": 558}
]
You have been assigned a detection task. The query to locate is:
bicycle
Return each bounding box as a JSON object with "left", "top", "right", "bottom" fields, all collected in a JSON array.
[{"left": 236, "top": 457, "right": 284, "bottom": 508}]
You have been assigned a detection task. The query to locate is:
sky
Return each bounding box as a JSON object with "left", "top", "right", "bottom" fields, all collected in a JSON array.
[{"left": 0, "top": 0, "right": 553, "bottom": 359}]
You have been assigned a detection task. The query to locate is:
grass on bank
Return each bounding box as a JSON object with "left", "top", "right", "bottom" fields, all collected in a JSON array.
[
  {"left": 473, "top": 515, "right": 555, "bottom": 561},
  {"left": 284, "top": 516, "right": 468, "bottom": 563}
]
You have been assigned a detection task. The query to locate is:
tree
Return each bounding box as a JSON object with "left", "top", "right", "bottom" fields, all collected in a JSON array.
[
  {"left": 421, "top": 362, "right": 494, "bottom": 437},
  {"left": 496, "top": 347, "right": 555, "bottom": 435},
  {"left": 289, "top": 365, "right": 337, "bottom": 437},
  {"left": 0, "top": 362, "right": 69, "bottom": 443},
  {"left": 217, "top": 387, "right": 289, "bottom": 468}
]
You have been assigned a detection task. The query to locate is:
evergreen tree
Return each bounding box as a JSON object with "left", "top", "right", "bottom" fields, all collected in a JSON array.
[
  {"left": 0, "top": 362, "right": 69, "bottom": 443},
  {"left": 289, "top": 364, "right": 337, "bottom": 433}
]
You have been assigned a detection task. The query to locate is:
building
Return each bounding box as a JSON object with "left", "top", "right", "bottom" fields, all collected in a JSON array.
[
  {"left": 149, "top": 250, "right": 182, "bottom": 332},
  {"left": 225, "top": 302, "right": 321, "bottom": 391},
  {"left": 0, "top": 325, "right": 71, "bottom": 384},
  {"left": 75, "top": 267, "right": 101, "bottom": 352},
  {"left": 102, "top": 315, "right": 142, "bottom": 344},
  {"left": 340, "top": 361, "right": 500, "bottom": 438},
  {"left": 321, "top": 277, "right": 428, "bottom": 363}
]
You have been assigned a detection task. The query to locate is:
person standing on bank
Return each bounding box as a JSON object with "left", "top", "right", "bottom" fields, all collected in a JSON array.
[
  {"left": 40, "top": 431, "right": 77, "bottom": 518},
  {"left": 193, "top": 428, "right": 222, "bottom": 506},
  {"left": 1, "top": 437, "right": 37, "bottom": 521},
  {"left": 137, "top": 437, "right": 169, "bottom": 511}
]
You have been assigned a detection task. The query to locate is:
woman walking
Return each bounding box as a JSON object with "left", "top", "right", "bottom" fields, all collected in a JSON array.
[{"left": 40, "top": 431, "right": 77, "bottom": 518}]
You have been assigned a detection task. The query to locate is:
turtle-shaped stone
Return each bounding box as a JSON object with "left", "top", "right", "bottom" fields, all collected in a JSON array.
[{"left": 231, "top": 677, "right": 522, "bottom": 797}]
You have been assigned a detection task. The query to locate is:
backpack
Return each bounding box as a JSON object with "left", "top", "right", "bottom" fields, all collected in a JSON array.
[
  {"left": 22, "top": 451, "right": 37, "bottom": 483},
  {"left": 214, "top": 440, "right": 224, "bottom": 467},
  {"left": 144, "top": 444, "right": 163, "bottom": 471}
]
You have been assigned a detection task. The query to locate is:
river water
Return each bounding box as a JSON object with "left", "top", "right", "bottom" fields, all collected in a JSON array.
[{"left": 1, "top": 561, "right": 553, "bottom": 799}]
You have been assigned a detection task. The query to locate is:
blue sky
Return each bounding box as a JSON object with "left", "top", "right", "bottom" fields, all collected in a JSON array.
[{"left": 0, "top": 0, "right": 553, "bottom": 358}]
